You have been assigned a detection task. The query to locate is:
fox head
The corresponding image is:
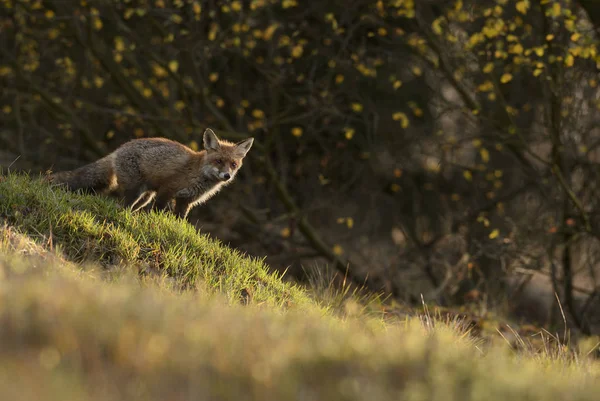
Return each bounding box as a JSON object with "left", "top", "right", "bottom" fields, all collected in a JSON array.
[{"left": 202, "top": 128, "right": 254, "bottom": 182}]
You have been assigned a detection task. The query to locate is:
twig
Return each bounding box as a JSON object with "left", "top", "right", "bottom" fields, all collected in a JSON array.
[{"left": 554, "top": 292, "right": 568, "bottom": 342}]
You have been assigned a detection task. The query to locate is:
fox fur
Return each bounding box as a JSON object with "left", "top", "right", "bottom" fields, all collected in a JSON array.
[{"left": 49, "top": 129, "right": 254, "bottom": 220}]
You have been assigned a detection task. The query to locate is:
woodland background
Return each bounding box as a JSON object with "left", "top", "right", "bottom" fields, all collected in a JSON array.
[{"left": 1, "top": 0, "right": 600, "bottom": 335}]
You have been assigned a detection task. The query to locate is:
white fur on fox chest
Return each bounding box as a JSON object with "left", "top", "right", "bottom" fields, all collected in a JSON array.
[
  {"left": 174, "top": 165, "right": 232, "bottom": 206},
  {"left": 175, "top": 181, "right": 225, "bottom": 205},
  {"left": 190, "top": 183, "right": 226, "bottom": 206}
]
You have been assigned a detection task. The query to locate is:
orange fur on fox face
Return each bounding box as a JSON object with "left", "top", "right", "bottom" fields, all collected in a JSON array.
[{"left": 202, "top": 132, "right": 252, "bottom": 182}]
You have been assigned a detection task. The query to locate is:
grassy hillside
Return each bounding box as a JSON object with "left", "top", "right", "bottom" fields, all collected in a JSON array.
[
  {"left": 0, "top": 172, "right": 318, "bottom": 311},
  {"left": 1, "top": 172, "right": 600, "bottom": 401}
]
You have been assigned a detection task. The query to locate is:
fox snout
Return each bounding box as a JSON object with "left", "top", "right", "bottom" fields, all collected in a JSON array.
[{"left": 219, "top": 172, "right": 231, "bottom": 181}]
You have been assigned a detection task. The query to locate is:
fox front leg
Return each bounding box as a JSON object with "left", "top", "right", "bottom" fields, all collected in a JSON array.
[{"left": 174, "top": 197, "right": 193, "bottom": 220}]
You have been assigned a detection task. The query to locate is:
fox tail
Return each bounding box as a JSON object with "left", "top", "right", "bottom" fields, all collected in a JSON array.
[{"left": 49, "top": 156, "right": 115, "bottom": 194}]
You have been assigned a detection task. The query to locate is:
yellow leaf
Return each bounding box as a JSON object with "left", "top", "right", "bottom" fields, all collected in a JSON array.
[
  {"left": 412, "top": 66, "right": 422, "bottom": 76},
  {"left": 208, "top": 23, "right": 218, "bottom": 41},
  {"left": 500, "top": 73, "right": 513, "bottom": 83},
  {"left": 489, "top": 229, "right": 500, "bottom": 239},
  {"left": 168, "top": 60, "right": 179, "bottom": 73},
  {"left": 282, "top": 0, "right": 297, "bottom": 8},
  {"left": 114, "top": 37, "right": 125, "bottom": 52},
  {"left": 463, "top": 170, "right": 473, "bottom": 181},
  {"left": 505, "top": 106, "right": 518, "bottom": 116},
  {"left": 533, "top": 68, "right": 543, "bottom": 77},
  {"left": 189, "top": 140, "right": 199, "bottom": 151},
  {"left": 390, "top": 183, "right": 400, "bottom": 192},
  {"left": 209, "top": 72, "right": 219, "bottom": 82},
  {"left": 392, "top": 112, "right": 409, "bottom": 128},
  {"left": 344, "top": 127, "right": 355, "bottom": 140},
  {"left": 549, "top": 3, "right": 561, "bottom": 17},
  {"left": 480, "top": 148, "right": 490, "bottom": 163},
  {"left": 571, "top": 33, "right": 581, "bottom": 42},
  {"left": 393, "top": 80, "right": 402, "bottom": 90},
  {"left": 483, "top": 62, "right": 494, "bottom": 73},
  {"left": 335, "top": 74, "right": 344, "bottom": 84},
  {"left": 152, "top": 64, "right": 168, "bottom": 78},
  {"left": 432, "top": 18, "right": 443, "bottom": 35},
  {"left": 93, "top": 76, "right": 104, "bottom": 88},
  {"left": 477, "top": 80, "right": 494, "bottom": 92},
  {"left": 291, "top": 127, "right": 303, "bottom": 137},
  {"left": 351, "top": 103, "right": 363, "bottom": 113},
  {"left": 192, "top": 2, "right": 201, "bottom": 15},
  {"left": 93, "top": 17, "right": 103, "bottom": 30},
  {"left": 264, "top": 24, "right": 279, "bottom": 40},
  {"left": 280, "top": 228, "right": 291, "bottom": 238},
  {"left": 515, "top": 0, "right": 529, "bottom": 14},
  {"left": 510, "top": 43, "right": 523, "bottom": 54},
  {"left": 565, "top": 54, "right": 574, "bottom": 67},
  {"left": 346, "top": 218, "right": 354, "bottom": 229},
  {"left": 252, "top": 109, "right": 265, "bottom": 119},
  {"left": 291, "top": 45, "right": 303, "bottom": 58},
  {"left": 332, "top": 244, "right": 344, "bottom": 256},
  {"left": 565, "top": 20, "right": 574, "bottom": 31}
]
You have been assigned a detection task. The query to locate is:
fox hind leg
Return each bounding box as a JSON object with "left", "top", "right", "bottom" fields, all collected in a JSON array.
[
  {"left": 132, "top": 192, "right": 156, "bottom": 212},
  {"left": 123, "top": 186, "right": 154, "bottom": 212}
]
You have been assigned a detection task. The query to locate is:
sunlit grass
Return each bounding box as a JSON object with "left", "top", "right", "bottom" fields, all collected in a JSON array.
[
  {"left": 0, "top": 171, "right": 318, "bottom": 311},
  {"left": 0, "top": 171, "right": 599, "bottom": 401}
]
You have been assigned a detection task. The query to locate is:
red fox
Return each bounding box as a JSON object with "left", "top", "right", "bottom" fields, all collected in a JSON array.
[{"left": 49, "top": 128, "right": 254, "bottom": 219}]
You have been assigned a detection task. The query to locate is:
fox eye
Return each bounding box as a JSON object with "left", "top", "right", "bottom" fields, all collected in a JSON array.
[
  {"left": 231, "top": 162, "right": 237, "bottom": 169},
  {"left": 216, "top": 159, "right": 223, "bottom": 165}
]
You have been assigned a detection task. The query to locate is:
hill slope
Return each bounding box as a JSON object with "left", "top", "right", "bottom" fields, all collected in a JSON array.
[
  {"left": 0, "top": 172, "right": 317, "bottom": 310},
  {"left": 0, "top": 172, "right": 599, "bottom": 401}
]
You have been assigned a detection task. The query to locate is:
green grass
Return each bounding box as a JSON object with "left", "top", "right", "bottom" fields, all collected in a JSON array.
[
  {"left": 0, "top": 171, "right": 318, "bottom": 311},
  {"left": 0, "top": 171, "right": 599, "bottom": 401}
]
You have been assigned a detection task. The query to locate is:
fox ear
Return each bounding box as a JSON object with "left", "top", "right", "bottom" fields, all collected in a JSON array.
[
  {"left": 203, "top": 128, "right": 221, "bottom": 151},
  {"left": 234, "top": 137, "right": 254, "bottom": 158}
]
